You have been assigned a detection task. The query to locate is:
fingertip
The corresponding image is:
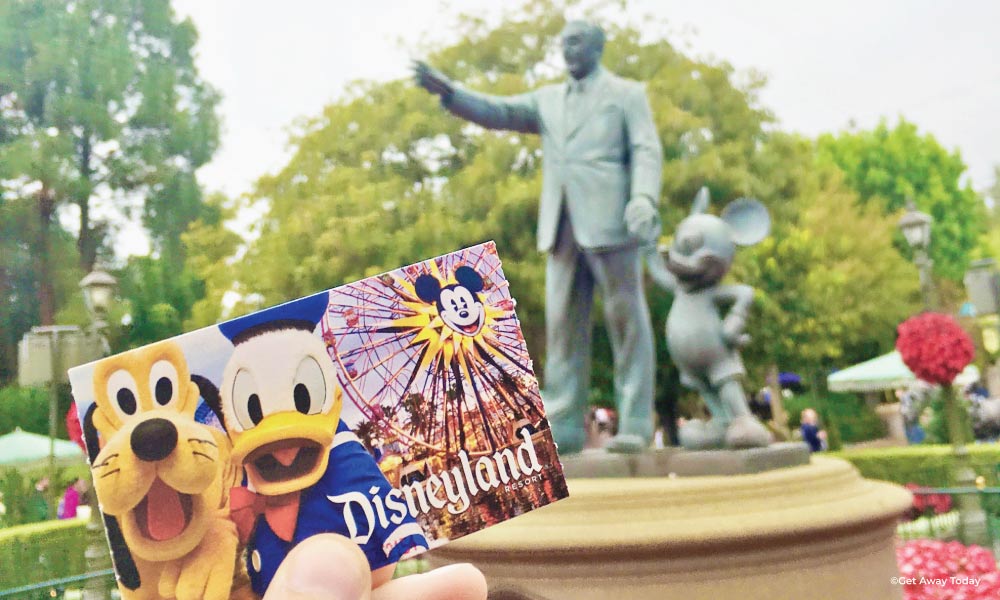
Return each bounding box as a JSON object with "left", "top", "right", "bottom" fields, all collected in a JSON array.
[
  {"left": 265, "top": 534, "right": 372, "bottom": 600},
  {"left": 373, "top": 562, "right": 487, "bottom": 600},
  {"left": 429, "top": 563, "right": 489, "bottom": 600}
]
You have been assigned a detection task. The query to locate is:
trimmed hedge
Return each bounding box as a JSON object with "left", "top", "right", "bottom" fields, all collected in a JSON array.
[
  {"left": 831, "top": 443, "right": 1000, "bottom": 488},
  {"left": 0, "top": 518, "right": 89, "bottom": 590}
]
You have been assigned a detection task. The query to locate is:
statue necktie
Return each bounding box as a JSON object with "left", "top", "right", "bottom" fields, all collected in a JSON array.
[{"left": 565, "top": 81, "right": 583, "bottom": 136}]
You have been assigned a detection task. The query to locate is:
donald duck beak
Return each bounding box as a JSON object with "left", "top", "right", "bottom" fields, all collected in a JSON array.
[{"left": 233, "top": 400, "right": 340, "bottom": 496}]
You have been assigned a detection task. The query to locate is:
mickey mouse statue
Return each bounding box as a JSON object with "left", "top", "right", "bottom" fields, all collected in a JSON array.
[{"left": 648, "top": 187, "right": 773, "bottom": 449}]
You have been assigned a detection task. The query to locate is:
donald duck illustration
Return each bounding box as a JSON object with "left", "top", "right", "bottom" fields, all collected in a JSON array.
[{"left": 214, "top": 292, "right": 428, "bottom": 594}]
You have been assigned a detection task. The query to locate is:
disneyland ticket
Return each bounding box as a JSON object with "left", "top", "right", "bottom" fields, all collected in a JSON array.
[{"left": 68, "top": 241, "right": 568, "bottom": 599}]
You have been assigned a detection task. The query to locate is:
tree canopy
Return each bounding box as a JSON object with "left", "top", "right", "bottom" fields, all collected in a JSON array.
[
  {"left": 817, "top": 119, "right": 987, "bottom": 282},
  {"left": 0, "top": 0, "right": 221, "bottom": 377},
  {"left": 980, "top": 165, "right": 1000, "bottom": 263},
  {"left": 735, "top": 134, "right": 921, "bottom": 377}
]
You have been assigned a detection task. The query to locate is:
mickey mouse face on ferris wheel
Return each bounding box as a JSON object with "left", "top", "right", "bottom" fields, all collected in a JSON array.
[{"left": 415, "top": 266, "right": 486, "bottom": 337}]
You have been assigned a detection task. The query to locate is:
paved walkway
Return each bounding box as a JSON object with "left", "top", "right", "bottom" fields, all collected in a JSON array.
[{"left": 843, "top": 437, "right": 909, "bottom": 450}]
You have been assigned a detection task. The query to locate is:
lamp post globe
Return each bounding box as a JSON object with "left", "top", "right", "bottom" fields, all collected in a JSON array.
[
  {"left": 79, "top": 268, "right": 117, "bottom": 328},
  {"left": 898, "top": 199, "right": 934, "bottom": 310},
  {"left": 898, "top": 200, "right": 932, "bottom": 250}
]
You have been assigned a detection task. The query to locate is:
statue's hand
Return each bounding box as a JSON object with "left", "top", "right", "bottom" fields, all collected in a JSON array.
[
  {"left": 625, "top": 197, "right": 660, "bottom": 244},
  {"left": 413, "top": 60, "right": 455, "bottom": 98},
  {"left": 721, "top": 314, "right": 750, "bottom": 348}
]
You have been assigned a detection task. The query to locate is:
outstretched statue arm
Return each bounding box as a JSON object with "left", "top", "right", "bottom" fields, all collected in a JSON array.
[
  {"left": 644, "top": 247, "right": 677, "bottom": 294},
  {"left": 713, "top": 284, "right": 755, "bottom": 348},
  {"left": 413, "top": 60, "right": 541, "bottom": 134}
]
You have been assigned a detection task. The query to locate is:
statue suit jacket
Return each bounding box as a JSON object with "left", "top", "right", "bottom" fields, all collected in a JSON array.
[{"left": 442, "top": 66, "right": 663, "bottom": 252}]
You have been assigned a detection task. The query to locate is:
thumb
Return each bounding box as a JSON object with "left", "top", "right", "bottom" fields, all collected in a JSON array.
[{"left": 263, "top": 534, "right": 373, "bottom": 600}]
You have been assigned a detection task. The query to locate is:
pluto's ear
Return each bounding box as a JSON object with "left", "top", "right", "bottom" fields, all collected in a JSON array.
[
  {"left": 104, "top": 514, "right": 141, "bottom": 591},
  {"left": 454, "top": 266, "right": 484, "bottom": 293},
  {"left": 691, "top": 186, "right": 711, "bottom": 215},
  {"left": 82, "top": 403, "right": 141, "bottom": 591},
  {"left": 192, "top": 374, "right": 225, "bottom": 431},
  {"left": 82, "top": 403, "right": 101, "bottom": 465},
  {"left": 415, "top": 274, "right": 442, "bottom": 303}
]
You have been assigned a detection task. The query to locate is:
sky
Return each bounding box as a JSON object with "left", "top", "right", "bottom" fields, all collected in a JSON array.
[{"left": 160, "top": 0, "right": 1000, "bottom": 255}]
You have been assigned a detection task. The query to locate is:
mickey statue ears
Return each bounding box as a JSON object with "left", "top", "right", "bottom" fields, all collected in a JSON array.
[{"left": 689, "top": 186, "right": 771, "bottom": 247}]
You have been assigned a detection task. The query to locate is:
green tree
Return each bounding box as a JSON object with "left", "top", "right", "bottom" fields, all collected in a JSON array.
[
  {"left": 0, "top": 0, "right": 219, "bottom": 329},
  {"left": 0, "top": 198, "right": 87, "bottom": 382},
  {"left": 734, "top": 135, "right": 922, "bottom": 377},
  {"left": 817, "top": 119, "right": 987, "bottom": 281},
  {"left": 181, "top": 194, "right": 244, "bottom": 330},
  {"left": 102, "top": 195, "right": 235, "bottom": 350},
  {"left": 0, "top": 201, "right": 41, "bottom": 383}
]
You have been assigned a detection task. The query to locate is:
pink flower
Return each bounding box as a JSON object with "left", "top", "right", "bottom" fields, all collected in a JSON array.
[{"left": 896, "top": 539, "right": 1000, "bottom": 599}]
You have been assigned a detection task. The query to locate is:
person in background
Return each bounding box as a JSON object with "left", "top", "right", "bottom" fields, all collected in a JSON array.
[
  {"left": 799, "top": 408, "right": 827, "bottom": 452},
  {"left": 750, "top": 389, "right": 773, "bottom": 421},
  {"left": 58, "top": 477, "right": 88, "bottom": 519},
  {"left": 27, "top": 476, "right": 50, "bottom": 522}
]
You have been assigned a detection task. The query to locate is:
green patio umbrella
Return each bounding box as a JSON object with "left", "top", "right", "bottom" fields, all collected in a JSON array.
[
  {"left": 0, "top": 428, "right": 86, "bottom": 470},
  {"left": 827, "top": 350, "right": 980, "bottom": 393}
]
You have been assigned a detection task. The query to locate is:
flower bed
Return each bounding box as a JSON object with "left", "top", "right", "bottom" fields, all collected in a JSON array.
[{"left": 896, "top": 539, "right": 1000, "bottom": 599}]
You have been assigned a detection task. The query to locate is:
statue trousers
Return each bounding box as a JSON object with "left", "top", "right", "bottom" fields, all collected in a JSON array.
[{"left": 543, "top": 211, "right": 655, "bottom": 451}]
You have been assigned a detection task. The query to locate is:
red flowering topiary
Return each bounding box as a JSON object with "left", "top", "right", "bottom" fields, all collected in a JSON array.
[
  {"left": 896, "top": 313, "right": 975, "bottom": 385},
  {"left": 896, "top": 539, "right": 1000, "bottom": 599},
  {"left": 66, "top": 402, "right": 86, "bottom": 453}
]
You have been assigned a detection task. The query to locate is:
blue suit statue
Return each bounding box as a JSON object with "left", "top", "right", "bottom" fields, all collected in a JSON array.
[{"left": 415, "top": 20, "right": 663, "bottom": 453}]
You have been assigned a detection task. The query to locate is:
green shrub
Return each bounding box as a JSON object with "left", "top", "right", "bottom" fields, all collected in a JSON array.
[
  {"left": 0, "top": 386, "right": 50, "bottom": 437},
  {"left": 783, "top": 390, "right": 886, "bottom": 444},
  {"left": 921, "top": 388, "right": 975, "bottom": 445},
  {"left": 831, "top": 444, "right": 1000, "bottom": 487},
  {"left": 0, "top": 518, "right": 88, "bottom": 590},
  {"left": 0, "top": 469, "right": 35, "bottom": 527}
]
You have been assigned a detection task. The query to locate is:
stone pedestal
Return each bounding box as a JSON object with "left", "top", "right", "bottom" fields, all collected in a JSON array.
[
  {"left": 667, "top": 442, "right": 810, "bottom": 476},
  {"left": 560, "top": 443, "right": 810, "bottom": 478},
  {"left": 427, "top": 457, "right": 911, "bottom": 600},
  {"left": 876, "top": 402, "right": 907, "bottom": 443}
]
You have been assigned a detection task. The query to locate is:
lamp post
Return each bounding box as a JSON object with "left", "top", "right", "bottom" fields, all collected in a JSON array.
[
  {"left": 80, "top": 267, "right": 117, "bottom": 600},
  {"left": 898, "top": 199, "right": 935, "bottom": 310},
  {"left": 17, "top": 268, "right": 118, "bottom": 593},
  {"left": 898, "top": 202, "right": 988, "bottom": 546}
]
